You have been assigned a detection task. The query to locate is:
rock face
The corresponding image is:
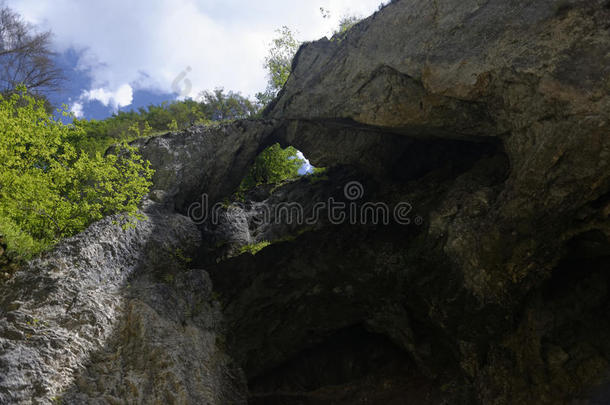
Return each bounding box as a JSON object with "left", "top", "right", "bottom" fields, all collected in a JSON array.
[
  {"left": 214, "top": 0, "right": 610, "bottom": 403},
  {"left": 134, "top": 120, "right": 278, "bottom": 211},
  {"left": 0, "top": 202, "right": 246, "bottom": 404},
  {"left": 270, "top": 0, "right": 610, "bottom": 304},
  {"left": 1, "top": 0, "right": 610, "bottom": 404},
  {"left": 198, "top": 167, "right": 359, "bottom": 262}
]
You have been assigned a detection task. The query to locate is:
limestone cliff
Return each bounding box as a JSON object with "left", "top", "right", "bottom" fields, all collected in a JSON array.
[{"left": 1, "top": 0, "right": 609, "bottom": 404}]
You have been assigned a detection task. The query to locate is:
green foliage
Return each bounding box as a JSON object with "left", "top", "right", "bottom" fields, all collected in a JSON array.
[
  {"left": 199, "top": 88, "right": 258, "bottom": 121},
  {"left": 332, "top": 15, "right": 361, "bottom": 40},
  {"left": 256, "top": 14, "right": 365, "bottom": 108},
  {"left": 0, "top": 87, "right": 153, "bottom": 259},
  {"left": 0, "top": 216, "right": 45, "bottom": 258},
  {"left": 254, "top": 90, "right": 275, "bottom": 109},
  {"left": 167, "top": 119, "right": 179, "bottom": 131},
  {"left": 266, "top": 26, "right": 300, "bottom": 91},
  {"left": 73, "top": 89, "right": 259, "bottom": 156},
  {"left": 256, "top": 26, "right": 300, "bottom": 104},
  {"left": 307, "top": 167, "right": 329, "bottom": 184},
  {"left": 238, "top": 241, "right": 271, "bottom": 256},
  {"left": 237, "top": 144, "right": 304, "bottom": 194},
  {"left": 337, "top": 15, "right": 361, "bottom": 33}
]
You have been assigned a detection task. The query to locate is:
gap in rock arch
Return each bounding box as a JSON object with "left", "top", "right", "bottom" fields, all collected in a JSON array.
[{"left": 234, "top": 143, "right": 322, "bottom": 199}]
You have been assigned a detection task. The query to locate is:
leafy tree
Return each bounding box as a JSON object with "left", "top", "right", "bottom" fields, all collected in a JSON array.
[
  {"left": 256, "top": 26, "right": 300, "bottom": 105},
  {"left": 0, "top": 6, "right": 62, "bottom": 95},
  {"left": 0, "top": 87, "right": 153, "bottom": 258},
  {"left": 255, "top": 14, "right": 360, "bottom": 108},
  {"left": 265, "top": 26, "right": 299, "bottom": 91},
  {"left": 199, "top": 88, "right": 257, "bottom": 121},
  {"left": 238, "top": 143, "right": 304, "bottom": 193},
  {"left": 73, "top": 89, "right": 261, "bottom": 156}
]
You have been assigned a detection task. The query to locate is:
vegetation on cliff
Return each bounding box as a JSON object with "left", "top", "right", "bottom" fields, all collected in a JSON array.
[
  {"left": 0, "top": 87, "right": 153, "bottom": 261},
  {"left": 72, "top": 88, "right": 260, "bottom": 156},
  {"left": 0, "top": 5, "right": 350, "bottom": 273}
]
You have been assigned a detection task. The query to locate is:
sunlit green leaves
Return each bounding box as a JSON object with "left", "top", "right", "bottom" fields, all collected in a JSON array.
[
  {"left": 237, "top": 143, "right": 305, "bottom": 195},
  {"left": 256, "top": 26, "right": 300, "bottom": 106},
  {"left": 0, "top": 87, "right": 153, "bottom": 258}
]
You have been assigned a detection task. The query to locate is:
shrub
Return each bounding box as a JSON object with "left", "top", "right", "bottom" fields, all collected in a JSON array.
[
  {"left": 237, "top": 143, "right": 304, "bottom": 194},
  {"left": 334, "top": 15, "right": 361, "bottom": 35},
  {"left": 0, "top": 87, "right": 153, "bottom": 258},
  {"left": 73, "top": 89, "right": 259, "bottom": 156}
]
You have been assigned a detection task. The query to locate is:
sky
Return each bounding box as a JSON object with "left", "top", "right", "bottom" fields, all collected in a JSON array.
[{"left": 7, "top": 0, "right": 386, "bottom": 119}]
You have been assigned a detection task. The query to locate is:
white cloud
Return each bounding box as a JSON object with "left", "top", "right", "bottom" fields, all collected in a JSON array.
[
  {"left": 7, "top": 0, "right": 385, "bottom": 104},
  {"left": 70, "top": 101, "right": 84, "bottom": 118},
  {"left": 82, "top": 84, "right": 133, "bottom": 110}
]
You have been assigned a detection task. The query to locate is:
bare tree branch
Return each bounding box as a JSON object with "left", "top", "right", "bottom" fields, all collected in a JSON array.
[{"left": 0, "top": 5, "right": 63, "bottom": 95}]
